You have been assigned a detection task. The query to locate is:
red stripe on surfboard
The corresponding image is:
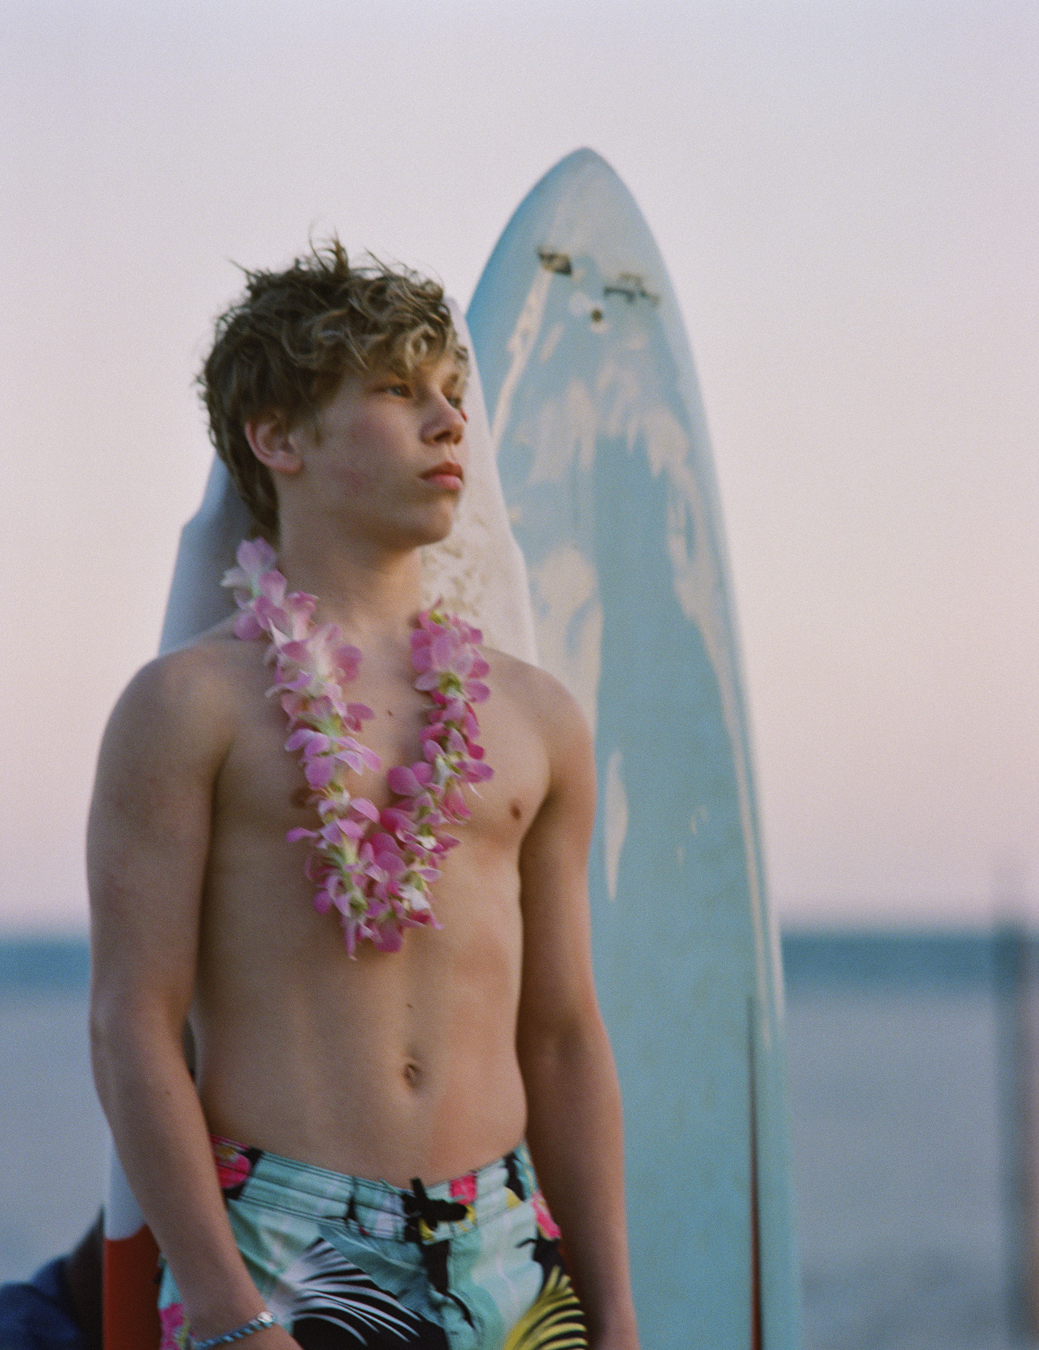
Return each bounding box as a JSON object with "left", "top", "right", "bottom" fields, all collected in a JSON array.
[{"left": 104, "top": 1226, "right": 161, "bottom": 1350}]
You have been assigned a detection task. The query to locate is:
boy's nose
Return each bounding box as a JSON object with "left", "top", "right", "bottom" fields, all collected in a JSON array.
[{"left": 429, "top": 397, "right": 466, "bottom": 443}]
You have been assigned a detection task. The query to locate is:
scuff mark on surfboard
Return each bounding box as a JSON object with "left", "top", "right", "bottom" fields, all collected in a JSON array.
[
  {"left": 525, "top": 379, "right": 597, "bottom": 486},
  {"left": 489, "top": 269, "right": 553, "bottom": 459},
  {"left": 538, "top": 321, "right": 565, "bottom": 364},
  {"left": 528, "top": 545, "right": 602, "bottom": 734},
  {"left": 604, "top": 749, "right": 629, "bottom": 902},
  {"left": 538, "top": 248, "right": 572, "bottom": 274},
  {"left": 603, "top": 272, "right": 660, "bottom": 305}
]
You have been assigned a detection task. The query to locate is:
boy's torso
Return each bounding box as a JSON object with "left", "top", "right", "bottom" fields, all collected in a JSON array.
[{"left": 184, "top": 623, "right": 552, "bottom": 1188}]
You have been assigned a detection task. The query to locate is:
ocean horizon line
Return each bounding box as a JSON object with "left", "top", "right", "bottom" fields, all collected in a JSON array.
[{"left": 3, "top": 927, "right": 1037, "bottom": 994}]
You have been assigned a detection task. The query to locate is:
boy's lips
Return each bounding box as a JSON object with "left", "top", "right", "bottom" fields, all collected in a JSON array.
[{"left": 422, "top": 461, "right": 465, "bottom": 490}]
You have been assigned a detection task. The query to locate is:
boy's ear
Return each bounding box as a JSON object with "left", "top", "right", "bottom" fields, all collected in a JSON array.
[{"left": 245, "top": 413, "right": 304, "bottom": 476}]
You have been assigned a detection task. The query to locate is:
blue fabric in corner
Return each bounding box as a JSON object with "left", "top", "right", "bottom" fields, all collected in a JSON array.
[{"left": 0, "top": 1258, "right": 88, "bottom": 1350}]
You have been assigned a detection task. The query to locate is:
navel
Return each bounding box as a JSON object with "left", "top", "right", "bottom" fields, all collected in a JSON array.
[{"left": 402, "top": 1059, "right": 423, "bottom": 1089}]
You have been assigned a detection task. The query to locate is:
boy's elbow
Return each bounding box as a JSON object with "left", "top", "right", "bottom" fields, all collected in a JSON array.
[
  {"left": 89, "top": 983, "right": 186, "bottom": 1083},
  {"left": 518, "top": 1000, "right": 609, "bottom": 1071}
]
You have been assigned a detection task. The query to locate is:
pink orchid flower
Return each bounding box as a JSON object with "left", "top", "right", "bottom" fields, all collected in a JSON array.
[{"left": 224, "top": 542, "right": 493, "bottom": 955}]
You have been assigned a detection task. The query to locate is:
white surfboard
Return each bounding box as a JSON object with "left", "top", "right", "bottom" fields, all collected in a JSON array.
[{"left": 467, "top": 148, "right": 801, "bottom": 1349}]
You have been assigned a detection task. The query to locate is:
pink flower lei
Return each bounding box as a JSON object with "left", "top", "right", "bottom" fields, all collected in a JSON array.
[{"left": 221, "top": 539, "right": 493, "bottom": 955}]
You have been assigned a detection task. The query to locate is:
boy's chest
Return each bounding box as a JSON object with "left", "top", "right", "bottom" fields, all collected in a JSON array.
[{"left": 217, "top": 665, "right": 549, "bottom": 852}]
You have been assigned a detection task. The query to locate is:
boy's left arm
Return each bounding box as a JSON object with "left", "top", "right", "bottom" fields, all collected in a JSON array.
[{"left": 515, "top": 675, "right": 640, "bottom": 1350}]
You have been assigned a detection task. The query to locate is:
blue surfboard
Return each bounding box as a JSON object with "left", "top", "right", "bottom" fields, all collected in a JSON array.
[{"left": 467, "top": 149, "right": 801, "bottom": 1349}]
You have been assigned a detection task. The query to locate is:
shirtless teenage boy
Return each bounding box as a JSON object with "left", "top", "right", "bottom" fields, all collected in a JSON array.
[{"left": 88, "top": 244, "right": 639, "bottom": 1350}]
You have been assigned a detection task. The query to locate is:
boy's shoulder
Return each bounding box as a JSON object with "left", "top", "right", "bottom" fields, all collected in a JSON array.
[
  {"left": 127, "top": 617, "right": 253, "bottom": 696},
  {"left": 483, "top": 646, "right": 592, "bottom": 758},
  {"left": 104, "top": 619, "right": 259, "bottom": 761},
  {"left": 484, "top": 645, "right": 574, "bottom": 708}
]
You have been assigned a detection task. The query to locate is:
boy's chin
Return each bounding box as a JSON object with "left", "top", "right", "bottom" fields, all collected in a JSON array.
[
  {"left": 413, "top": 504, "right": 461, "bottom": 548},
  {"left": 416, "top": 520, "right": 458, "bottom": 549}
]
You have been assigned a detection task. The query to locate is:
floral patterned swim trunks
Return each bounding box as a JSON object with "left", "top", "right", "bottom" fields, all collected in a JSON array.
[{"left": 158, "top": 1136, "right": 587, "bottom": 1350}]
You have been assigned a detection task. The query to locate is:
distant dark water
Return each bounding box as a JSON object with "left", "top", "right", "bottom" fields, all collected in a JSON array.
[
  {"left": 0, "top": 937, "right": 90, "bottom": 992},
  {"left": 782, "top": 928, "right": 1016, "bottom": 991},
  {"left": 1, "top": 931, "right": 1033, "bottom": 1349},
  {"left": 0, "top": 928, "right": 1018, "bottom": 995}
]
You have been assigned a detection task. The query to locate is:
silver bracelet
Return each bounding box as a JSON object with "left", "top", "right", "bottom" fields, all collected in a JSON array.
[{"left": 191, "top": 1310, "right": 276, "bottom": 1349}]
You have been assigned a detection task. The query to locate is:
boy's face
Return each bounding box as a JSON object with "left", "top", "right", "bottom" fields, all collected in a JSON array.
[{"left": 288, "top": 352, "right": 469, "bottom": 549}]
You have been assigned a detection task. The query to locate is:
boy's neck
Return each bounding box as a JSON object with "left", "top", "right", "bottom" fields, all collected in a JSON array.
[{"left": 273, "top": 521, "right": 425, "bottom": 646}]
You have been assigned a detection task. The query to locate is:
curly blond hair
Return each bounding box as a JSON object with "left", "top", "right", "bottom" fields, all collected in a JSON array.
[{"left": 200, "top": 240, "right": 467, "bottom": 539}]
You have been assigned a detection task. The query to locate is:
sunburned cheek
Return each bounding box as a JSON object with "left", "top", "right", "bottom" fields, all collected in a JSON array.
[{"left": 333, "top": 466, "right": 370, "bottom": 494}]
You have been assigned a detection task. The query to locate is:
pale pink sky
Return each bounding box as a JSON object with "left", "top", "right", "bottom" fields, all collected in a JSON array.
[{"left": 2, "top": 0, "right": 1037, "bottom": 930}]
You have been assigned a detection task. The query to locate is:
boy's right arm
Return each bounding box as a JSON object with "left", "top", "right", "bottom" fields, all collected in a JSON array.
[{"left": 88, "top": 649, "right": 298, "bottom": 1348}]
